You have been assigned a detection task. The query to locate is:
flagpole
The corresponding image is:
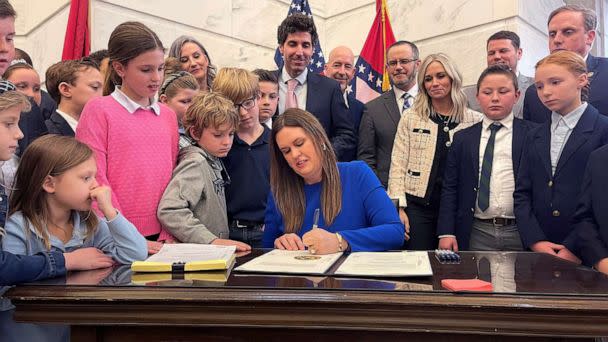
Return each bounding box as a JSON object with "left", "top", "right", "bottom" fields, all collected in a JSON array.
[{"left": 381, "top": 0, "right": 391, "bottom": 92}]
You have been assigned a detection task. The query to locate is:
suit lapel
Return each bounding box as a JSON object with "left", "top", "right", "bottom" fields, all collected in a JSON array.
[
  {"left": 555, "top": 106, "right": 595, "bottom": 177},
  {"left": 534, "top": 123, "right": 553, "bottom": 178},
  {"left": 511, "top": 119, "right": 525, "bottom": 177},
  {"left": 470, "top": 123, "right": 482, "bottom": 179},
  {"left": 305, "top": 72, "right": 321, "bottom": 114},
  {"left": 587, "top": 55, "right": 601, "bottom": 87},
  {"left": 382, "top": 90, "right": 401, "bottom": 125}
]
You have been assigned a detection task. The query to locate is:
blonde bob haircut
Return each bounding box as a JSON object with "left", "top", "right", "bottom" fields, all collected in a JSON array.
[{"left": 411, "top": 53, "right": 468, "bottom": 123}]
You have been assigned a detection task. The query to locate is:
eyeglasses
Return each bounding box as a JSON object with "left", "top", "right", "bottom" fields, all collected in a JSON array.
[
  {"left": 387, "top": 58, "right": 418, "bottom": 67},
  {"left": 234, "top": 96, "right": 256, "bottom": 111}
]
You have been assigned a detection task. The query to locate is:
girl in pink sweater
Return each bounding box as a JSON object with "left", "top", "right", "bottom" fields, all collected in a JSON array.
[{"left": 76, "top": 22, "right": 178, "bottom": 254}]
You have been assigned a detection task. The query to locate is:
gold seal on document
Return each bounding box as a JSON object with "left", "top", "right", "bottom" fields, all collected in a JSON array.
[{"left": 295, "top": 255, "right": 321, "bottom": 260}]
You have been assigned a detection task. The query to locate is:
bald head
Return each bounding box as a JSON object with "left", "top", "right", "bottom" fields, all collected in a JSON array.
[{"left": 324, "top": 45, "right": 355, "bottom": 92}]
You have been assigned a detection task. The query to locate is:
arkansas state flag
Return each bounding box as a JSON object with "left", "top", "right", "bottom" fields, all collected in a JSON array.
[
  {"left": 349, "top": 0, "right": 396, "bottom": 103},
  {"left": 62, "top": 0, "right": 90, "bottom": 60}
]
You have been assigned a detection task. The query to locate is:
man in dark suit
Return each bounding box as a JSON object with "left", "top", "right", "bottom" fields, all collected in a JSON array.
[
  {"left": 569, "top": 145, "right": 608, "bottom": 273},
  {"left": 523, "top": 5, "right": 608, "bottom": 122},
  {"left": 462, "top": 31, "right": 533, "bottom": 119},
  {"left": 324, "top": 45, "right": 363, "bottom": 161},
  {"left": 357, "top": 41, "right": 421, "bottom": 187},
  {"left": 438, "top": 65, "right": 528, "bottom": 251},
  {"left": 275, "top": 14, "right": 355, "bottom": 161}
]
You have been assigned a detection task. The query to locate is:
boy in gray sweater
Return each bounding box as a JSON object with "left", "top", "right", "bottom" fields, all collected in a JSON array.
[{"left": 157, "top": 92, "right": 251, "bottom": 252}]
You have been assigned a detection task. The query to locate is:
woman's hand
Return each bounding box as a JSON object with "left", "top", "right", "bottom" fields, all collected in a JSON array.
[
  {"left": 90, "top": 185, "right": 117, "bottom": 220},
  {"left": 63, "top": 247, "right": 115, "bottom": 271},
  {"left": 274, "top": 233, "right": 305, "bottom": 250},
  {"left": 66, "top": 267, "right": 114, "bottom": 285},
  {"left": 302, "top": 228, "right": 347, "bottom": 254},
  {"left": 212, "top": 238, "right": 251, "bottom": 252},
  {"left": 398, "top": 208, "right": 410, "bottom": 241}
]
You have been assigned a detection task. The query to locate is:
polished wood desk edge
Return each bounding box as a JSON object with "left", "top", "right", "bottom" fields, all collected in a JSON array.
[
  {"left": 8, "top": 285, "right": 608, "bottom": 311},
  {"left": 11, "top": 299, "right": 608, "bottom": 338}
]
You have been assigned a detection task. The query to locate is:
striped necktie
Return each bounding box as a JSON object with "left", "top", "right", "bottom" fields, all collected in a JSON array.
[
  {"left": 478, "top": 122, "right": 502, "bottom": 211},
  {"left": 401, "top": 93, "right": 412, "bottom": 114}
]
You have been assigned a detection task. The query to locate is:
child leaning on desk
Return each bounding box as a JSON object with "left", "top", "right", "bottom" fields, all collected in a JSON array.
[
  {"left": 0, "top": 82, "right": 115, "bottom": 285},
  {"left": 157, "top": 92, "right": 251, "bottom": 252},
  {"left": 2, "top": 135, "right": 148, "bottom": 265}
]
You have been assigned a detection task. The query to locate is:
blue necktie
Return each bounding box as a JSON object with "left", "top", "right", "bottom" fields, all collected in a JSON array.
[
  {"left": 478, "top": 123, "right": 502, "bottom": 211},
  {"left": 402, "top": 93, "right": 411, "bottom": 114}
]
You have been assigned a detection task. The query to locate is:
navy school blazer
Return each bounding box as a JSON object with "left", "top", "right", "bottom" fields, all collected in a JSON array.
[
  {"left": 569, "top": 145, "right": 608, "bottom": 266},
  {"left": 514, "top": 104, "right": 608, "bottom": 248},
  {"left": 437, "top": 118, "right": 529, "bottom": 250},
  {"left": 45, "top": 111, "right": 75, "bottom": 137}
]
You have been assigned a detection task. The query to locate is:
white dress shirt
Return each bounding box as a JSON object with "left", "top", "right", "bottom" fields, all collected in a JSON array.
[
  {"left": 474, "top": 113, "right": 515, "bottom": 219},
  {"left": 550, "top": 102, "right": 587, "bottom": 175},
  {"left": 278, "top": 67, "right": 308, "bottom": 115}
]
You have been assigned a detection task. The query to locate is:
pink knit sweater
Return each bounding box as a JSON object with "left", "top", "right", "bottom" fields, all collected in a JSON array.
[{"left": 76, "top": 96, "right": 178, "bottom": 240}]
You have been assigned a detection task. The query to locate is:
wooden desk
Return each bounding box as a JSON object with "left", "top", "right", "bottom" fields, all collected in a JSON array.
[{"left": 7, "top": 251, "right": 608, "bottom": 341}]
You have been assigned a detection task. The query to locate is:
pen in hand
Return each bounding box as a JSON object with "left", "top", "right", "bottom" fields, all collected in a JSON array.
[
  {"left": 309, "top": 208, "right": 320, "bottom": 254},
  {"left": 312, "top": 208, "right": 320, "bottom": 229}
]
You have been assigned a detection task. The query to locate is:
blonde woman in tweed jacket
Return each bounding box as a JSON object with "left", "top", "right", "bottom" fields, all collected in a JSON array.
[{"left": 388, "top": 53, "right": 483, "bottom": 250}]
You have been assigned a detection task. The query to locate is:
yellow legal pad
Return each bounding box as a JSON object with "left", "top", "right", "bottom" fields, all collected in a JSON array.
[
  {"left": 131, "top": 270, "right": 230, "bottom": 285},
  {"left": 130, "top": 244, "right": 237, "bottom": 273}
]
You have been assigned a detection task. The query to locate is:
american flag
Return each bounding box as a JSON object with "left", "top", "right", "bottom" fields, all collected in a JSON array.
[{"left": 274, "top": 0, "right": 326, "bottom": 74}]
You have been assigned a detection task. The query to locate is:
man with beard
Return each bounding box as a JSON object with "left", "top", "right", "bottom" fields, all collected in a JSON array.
[
  {"left": 275, "top": 14, "right": 355, "bottom": 161},
  {"left": 358, "top": 40, "right": 421, "bottom": 187},
  {"left": 324, "top": 45, "right": 364, "bottom": 160},
  {"left": 463, "top": 31, "right": 533, "bottom": 119}
]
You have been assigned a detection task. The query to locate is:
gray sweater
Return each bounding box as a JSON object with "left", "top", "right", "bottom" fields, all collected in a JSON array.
[{"left": 157, "top": 145, "right": 229, "bottom": 243}]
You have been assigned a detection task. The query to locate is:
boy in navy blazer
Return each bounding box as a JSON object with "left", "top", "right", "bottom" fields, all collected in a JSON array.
[
  {"left": 569, "top": 145, "right": 608, "bottom": 273},
  {"left": 438, "top": 65, "right": 528, "bottom": 251},
  {"left": 44, "top": 58, "right": 103, "bottom": 136},
  {"left": 514, "top": 51, "right": 608, "bottom": 261}
]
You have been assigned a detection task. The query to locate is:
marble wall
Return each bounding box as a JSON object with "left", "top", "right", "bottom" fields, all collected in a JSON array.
[{"left": 12, "top": 0, "right": 605, "bottom": 88}]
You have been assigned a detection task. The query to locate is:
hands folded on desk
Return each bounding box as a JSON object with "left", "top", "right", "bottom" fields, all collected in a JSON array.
[
  {"left": 531, "top": 241, "right": 581, "bottom": 264},
  {"left": 274, "top": 228, "right": 347, "bottom": 255}
]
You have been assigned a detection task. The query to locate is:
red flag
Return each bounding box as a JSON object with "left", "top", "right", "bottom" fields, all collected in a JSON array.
[
  {"left": 62, "top": 0, "right": 90, "bottom": 60},
  {"left": 350, "top": 0, "right": 396, "bottom": 103}
]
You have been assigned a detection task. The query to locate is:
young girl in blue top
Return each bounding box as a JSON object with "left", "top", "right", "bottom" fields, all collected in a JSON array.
[
  {"left": 2, "top": 135, "right": 147, "bottom": 264},
  {"left": 0, "top": 81, "right": 113, "bottom": 285},
  {"left": 263, "top": 108, "right": 404, "bottom": 254}
]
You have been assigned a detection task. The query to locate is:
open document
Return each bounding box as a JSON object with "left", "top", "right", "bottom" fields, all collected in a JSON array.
[
  {"left": 335, "top": 251, "right": 433, "bottom": 277},
  {"left": 131, "top": 244, "right": 236, "bottom": 273},
  {"left": 235, "top": 249, "right": 342, "bottom": 275}
]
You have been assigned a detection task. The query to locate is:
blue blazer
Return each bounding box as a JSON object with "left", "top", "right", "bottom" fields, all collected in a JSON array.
[
  {"left": 523, "top": 54, "right": 608, "bottom": 123},
  {"left": 514, "top": 105, "right": 608, "bottom": 248},
  {"left": 344, "top": 94, "right": 365, "bottom": 161},
  {"left": 437, "top": 118, "right": 529, "bottom": 250},
  {"left": 569, "top": 145, "right": 608, "bottom": 266},
  {"left": 273, "top": 70, "right": 356, "bottom": 162},
  {"left": 45, "top": 111, "right": 75, "bottom": 136}
]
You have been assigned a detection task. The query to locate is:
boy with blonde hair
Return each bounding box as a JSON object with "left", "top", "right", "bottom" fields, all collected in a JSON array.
[
  {"left": 212, "top": 68, "right": 270, "bottom": 247},
  {"left": 157, "top": 92, "right": 251, "bottom": 251}
]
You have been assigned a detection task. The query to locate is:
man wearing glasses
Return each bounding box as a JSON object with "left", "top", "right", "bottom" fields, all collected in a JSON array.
[
  {"left": 358, "top": 40, "right": 421, "bottom": 187},
  {"left": 463, "top": 31, "right": 532, "bottom": 119}
]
